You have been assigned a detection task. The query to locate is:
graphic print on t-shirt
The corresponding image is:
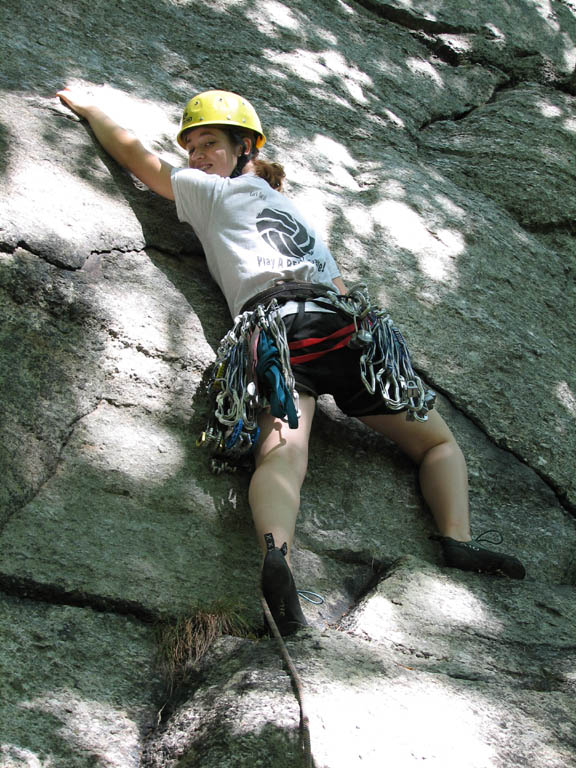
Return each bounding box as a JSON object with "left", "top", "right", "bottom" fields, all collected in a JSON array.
[{"left": 256, "top": 207, "right": 316, "bottom": 260}]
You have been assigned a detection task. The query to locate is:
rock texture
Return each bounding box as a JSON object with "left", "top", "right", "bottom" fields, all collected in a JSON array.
[
  {"left": 0, "top": 0, "right": 575, "bottom": 766},
  {"left": 144, "top": 557, "right": 576, "bottom": 768}
]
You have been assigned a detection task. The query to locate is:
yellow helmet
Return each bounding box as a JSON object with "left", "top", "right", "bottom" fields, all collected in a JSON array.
[{"left": 176, "top": 90, "right": 266, "bottom": 149}]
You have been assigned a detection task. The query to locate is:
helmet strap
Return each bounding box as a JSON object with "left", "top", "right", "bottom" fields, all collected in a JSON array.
[
  {"left": 231, "top": 154, "right": 250, "bottom": 178},
  {"left": 229, "top": 135, "right": 255, "bottom": 178}
]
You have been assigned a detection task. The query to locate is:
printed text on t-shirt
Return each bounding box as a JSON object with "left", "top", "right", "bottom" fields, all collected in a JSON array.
[{"left": 257, "top": 255, "right": 326, "bottom": 272}]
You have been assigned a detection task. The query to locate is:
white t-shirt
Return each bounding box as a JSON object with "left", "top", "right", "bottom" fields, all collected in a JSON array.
[{"left": 171, "top": 169, "right": 341, "bottom": 317}]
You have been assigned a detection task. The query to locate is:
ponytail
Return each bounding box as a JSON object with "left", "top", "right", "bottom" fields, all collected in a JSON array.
[{"left": 251, "top": 158, "right": 285, "bottom": 191}]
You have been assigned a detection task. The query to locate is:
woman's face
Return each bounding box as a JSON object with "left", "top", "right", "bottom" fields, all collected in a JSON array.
[{"left": 183, "top": 126, "right": 243, "bottom": 177}]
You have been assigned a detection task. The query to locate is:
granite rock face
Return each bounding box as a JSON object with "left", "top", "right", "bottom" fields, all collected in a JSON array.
[
  {"left": 0, "top": 0, "right": 575, "bottom": 765},
  {"left": 0, "top": 595, "right": 161, "bottom": 768},
  {"left": 145, "top": 558, "right": 576, "bottom": 768}
]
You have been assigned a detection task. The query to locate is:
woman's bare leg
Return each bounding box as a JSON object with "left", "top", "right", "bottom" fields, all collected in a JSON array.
[
  {"left": 358, "top": 409, "right": 471, "bottom": 541},
  {"left": 249, "top": 393, "right": 316, "bottom": 561},
  {"left": 360, "top": 408, "right": 525, "bottom": 577},
  {"left": 250, "top": 394, "right": 316, "bottom": 634}
]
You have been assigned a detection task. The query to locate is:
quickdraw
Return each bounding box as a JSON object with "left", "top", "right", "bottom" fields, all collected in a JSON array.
[
  {"left": 198, "top": 299, "right": 300, "bottom": 474},
  {"left": 198, "top": 284, "right": 435, "bottom": 473},
  {"left": 315, "top": 283, "right": 436, "bottom": 422}
]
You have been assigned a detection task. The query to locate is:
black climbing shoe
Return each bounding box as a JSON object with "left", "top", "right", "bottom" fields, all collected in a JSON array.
[
  {"left": 261, "top": 533, "right": 308, "bottom": 636},
  {"left": 432, "top": 533, "right": 526, "bottom": 579}
]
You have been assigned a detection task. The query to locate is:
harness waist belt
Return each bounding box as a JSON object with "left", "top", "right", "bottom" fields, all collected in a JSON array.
[
  {"left": 240, "top": 281, "right": 333, "bottom": 314},
  {"left": 277, "top": 300, "right": 336, "bottom": 318}
]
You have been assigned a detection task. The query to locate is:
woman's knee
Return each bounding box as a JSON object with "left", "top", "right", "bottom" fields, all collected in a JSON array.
[
  {"left": 417, "top": 433, "right": 464, "bottom": 466},
  {"left": 359, "top": 409, "right": 462, "bottom": 465},
  {"left": 408, "top": 415, "right": 464, "bottom": 465},
  {"left": 255, "top": 439, "right": 309, "bottom": 483}
]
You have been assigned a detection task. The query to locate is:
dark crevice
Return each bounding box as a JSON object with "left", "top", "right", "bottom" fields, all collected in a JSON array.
[
  {"left": 419, "top": 105, "right": 479, "bottom": 131},
  {"left": 1, "top": 240, "right": 178, "bottom": 271},
  {"left": 0, "top": 401, "right": 102, "bottom": 531},
  {"left": 442, "top": 666, "right": 573, "bottom": 693},
  {"left": 409, "top": 30, "right": 463, "bottom": 67},
  {"left": 352, "top": 0, "right": 478, "bottom": 35},
  {"left": 323, "top": 549, "right": 392, "bottom": 603},
  {"left": 47, "top": 399, "right": 103, "bottom": 465},
  {"left": 323, "top": 552, "right": 393, "bottom": 619},
  {"left": 557, "top": 71, "right": 576, "bottom": 96},
  {"left": 100, "top": 396, "right": 142, "bottom": 409},
  {"left": 0, "top": 574, "right": 264, "bottom": 638},
  {"left": 521, "top": 219, "right": 576, "bottom": 236},
  {"left": 321, "top": 548, "right": 390, "bottom": 570},
  {"left": 350, "top": 1, "right": 570, "bottom": 98},
  {"left": 406, "top": 28, "right": 504, "bottom": 69},
  {"left": 416, "top": 69, "right": 558, "bottom": 134},
  {"left": 0, "top": 240, "right": 18, "bottom": 255},
  {"left": 417, "top": 369, "right": 576, "bottom": 517},
  {"left": 485, "top": 79, "right": 526, "bottom": 103},
  {"left": 0, "top": 573, "right": 162, "bottom": 624},
  {"left": 145, "top": 241, "right": 194, "bottom": 259},
  {"left": 410, "top": 29, "right": 566, "bottom": 86},
  {"left": 0, "top": 239, "right": 81, "bottom": 270},
  {"left": 414, "top": 78, "right": 507, "bottom": 134}
]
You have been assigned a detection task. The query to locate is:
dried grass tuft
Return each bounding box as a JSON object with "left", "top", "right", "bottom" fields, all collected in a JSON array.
[{"left": 156, "top": 600, "right": 250, "bottom": 692}]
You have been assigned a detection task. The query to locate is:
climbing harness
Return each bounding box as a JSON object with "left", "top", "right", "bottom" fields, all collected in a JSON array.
[
  {"left": 240, "top": 281, "right": 332, "bottom": 314},
  {"left": 310, "top": 283, "right": 436, "bottom": 422},
  {"left": 198, "top": 283, "right": 435, "bottom": 472},
  {"left": 197, "top": 299, "right": 299, "bottom": 474}
]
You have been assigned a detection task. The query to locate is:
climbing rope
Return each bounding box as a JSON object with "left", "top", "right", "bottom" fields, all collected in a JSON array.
[{"left": 260, "top": 595, "right": 314, "bottom": 768}]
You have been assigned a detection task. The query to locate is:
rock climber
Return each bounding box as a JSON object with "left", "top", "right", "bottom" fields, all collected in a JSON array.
[{"left": 56, "top": 86, "right": 526, "bottom": 635}]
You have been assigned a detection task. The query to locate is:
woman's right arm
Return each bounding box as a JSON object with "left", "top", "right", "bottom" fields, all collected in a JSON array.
[{"left": 57, "top": 87, "right": 175, "bottom": 201}]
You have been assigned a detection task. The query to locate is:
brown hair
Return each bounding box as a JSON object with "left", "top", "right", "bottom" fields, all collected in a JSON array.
[{"left": 251, "top": 157, "right": 285, "bottom": 191}]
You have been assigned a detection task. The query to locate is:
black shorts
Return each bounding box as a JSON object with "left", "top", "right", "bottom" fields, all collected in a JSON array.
[{"left": 282, "top": 305, "right": 406, "bottom": 418}]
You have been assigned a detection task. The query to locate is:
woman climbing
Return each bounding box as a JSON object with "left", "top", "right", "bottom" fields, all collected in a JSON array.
[{"left": 56, "top": 86, "right": 526, "bottom": 635}]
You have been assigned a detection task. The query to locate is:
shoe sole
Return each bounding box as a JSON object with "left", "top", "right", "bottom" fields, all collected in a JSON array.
[{"left": 262, "top": 550, "right": 308, "bottom": 635}]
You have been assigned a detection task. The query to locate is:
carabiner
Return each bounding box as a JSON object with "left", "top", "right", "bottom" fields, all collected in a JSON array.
[{"left": 360, "top": 354, "right": 376, "bottom": 394}]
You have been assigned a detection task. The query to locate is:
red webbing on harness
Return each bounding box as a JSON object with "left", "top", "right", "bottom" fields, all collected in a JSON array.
[{"left": 289, "top": 322, "right": 355, "bottom": 364}]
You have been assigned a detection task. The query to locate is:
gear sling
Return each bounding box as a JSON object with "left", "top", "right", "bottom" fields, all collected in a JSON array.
[{"left": 197, "top": 282, "right": 436, "bottom": 473}]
